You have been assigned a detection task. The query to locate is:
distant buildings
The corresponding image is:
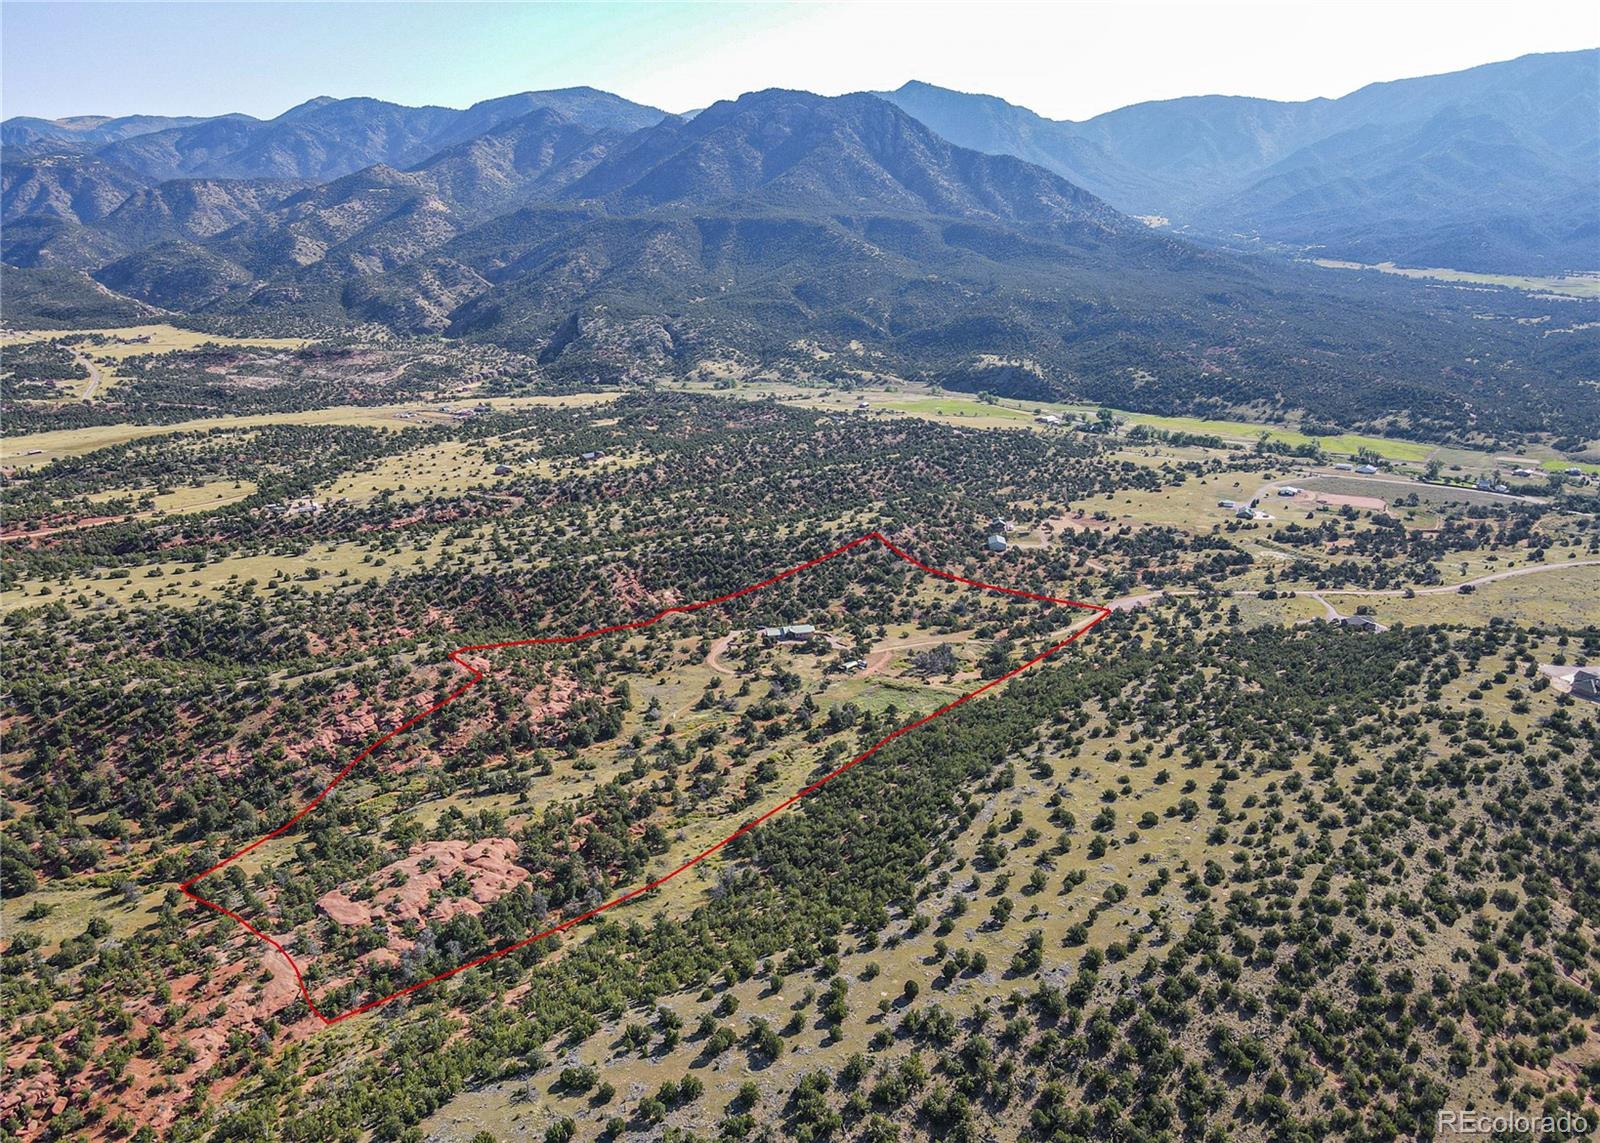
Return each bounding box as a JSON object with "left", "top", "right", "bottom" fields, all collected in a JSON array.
[
  {"left": 1277, "top": 486, "right": 1301, "bottom": 497},
  {"left": 1354, "top": 464, "right": 1379, "bottom": 475},
  {"left": 1035, "top": 414, "right": 1063, "bottom": 426},
  {"left": 266, "top": 498, "right": 324, "bottom": 517},
  {"left": 1573, "top": 668, "right": 1600, "bottom": 701},
  {"left": 1234, "top": 506, "right": 1256, "bottom": 519},
  {"left": 761, "top": 624, "right": 816, "bottom": 644},
  {"left": 1338, "top": 615, "right": 1384, "bottom": 632},
  {"left": 988, "top": 518, "right": 1013, "bottom": 534},
  {"left": 580, "top": 451, "right": 604, "bottom": 462},
  {"left": 493, "top": 464, "right": 513, "bottom": 476},
  {"left": 1332, "top": 462, "right": 1354, "bottom": 471},
  {"left": 986, "top": 534, "right": 1010, "bottom": 553},
  {"left": 1217, "top": 500, "right": 1237, "bottom": 509}
]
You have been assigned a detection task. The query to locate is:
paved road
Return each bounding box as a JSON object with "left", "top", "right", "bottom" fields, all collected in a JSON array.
[{"left": 80, "top": 356, "right": 106, "bottom": 400}]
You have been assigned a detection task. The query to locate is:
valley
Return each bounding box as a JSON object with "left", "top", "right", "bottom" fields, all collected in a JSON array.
[{"left": 3, "top": 379, "right": 1597, "bottom": 1142}]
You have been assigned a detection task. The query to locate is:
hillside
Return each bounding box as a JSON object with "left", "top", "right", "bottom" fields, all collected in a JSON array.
[
  {"left": 879, "top": 49, "right": 1600, "bottom": 272},
  {"left": 4, "top": 84, "right": 1597, "bottom": 444},
  {"left": 50, "top": 87, "right": 665, "bottom": 183}
]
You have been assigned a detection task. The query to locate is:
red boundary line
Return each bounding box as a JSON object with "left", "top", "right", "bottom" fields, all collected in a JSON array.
[{"left": 181, "top": 531, "right": 1110, "bottom": 1025}]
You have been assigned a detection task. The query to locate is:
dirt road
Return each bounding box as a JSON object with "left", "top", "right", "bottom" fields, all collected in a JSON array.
[{"left": 1109, "top": 558, "right": 1600, "bottom": 613}]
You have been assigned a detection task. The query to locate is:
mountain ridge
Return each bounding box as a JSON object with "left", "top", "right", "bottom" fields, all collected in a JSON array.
[
  {"left": 878, "top": 49, "right": 1600, "bottom": 271},
  {"left": 3, "top": 66, "right": 1595, "bottom": 444}
]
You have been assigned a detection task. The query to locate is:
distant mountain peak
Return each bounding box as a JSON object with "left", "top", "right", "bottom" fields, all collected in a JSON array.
[{"left": 275, "top": 96, "right": 340, "bottom": 121}]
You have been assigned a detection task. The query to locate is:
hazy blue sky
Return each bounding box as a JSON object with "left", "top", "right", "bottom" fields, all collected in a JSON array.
[{"left": 4, "top": 1, "right": 1596, "bottom": 122}]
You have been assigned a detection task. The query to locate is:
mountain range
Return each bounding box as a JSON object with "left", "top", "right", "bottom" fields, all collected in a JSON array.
[
  {"left": 880, "top": 49, "right": 1598, "bottom": 273},
  {"left": 3, "top": 53, "right": 1597, "bottom": 442}
]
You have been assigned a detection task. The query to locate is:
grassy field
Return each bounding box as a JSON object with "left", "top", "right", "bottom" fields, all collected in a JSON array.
[
  {"left": 0, "top": 393, "right": 619, "bottom": 468},
  {"left": 729, "top": 381, "right": 1438, "bottom": 463},
  {"left": 86, "top": 479, "right": 257, "bottom": 515},
  {"left": 1109, "top": 412, "right": 1432, "bottom": 462},
  {"left": 1539, "top": 458, "right": 1600, "bottom": 476},
  {"left": 3, "top": 323, "right": 316, "bottom": 400},
  {"left": 3, "top": 528, "right": 464, "bottom": 614},
  {"left": 1222, "top": 560, "right": 1600, "bottom": 629},
  {"left": 1311, "top": 260, "right": 1600, "bottom": 299},
  {"left": 320, "top": 440, "right": 494, "bottom": 505},
  {"left": 1, "top": 323, "right": 313, "bottom": 357}
]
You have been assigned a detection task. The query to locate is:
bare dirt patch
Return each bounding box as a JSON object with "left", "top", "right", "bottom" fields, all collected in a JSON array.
[
  {"left": 316, "top": 838, "right": 530, "bottom": 929},
  {"left": 1292, "top": 490, "right": 1387, "bottom": 512}
]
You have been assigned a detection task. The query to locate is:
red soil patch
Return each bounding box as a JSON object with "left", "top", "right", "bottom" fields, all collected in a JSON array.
[
  {"left": 1, "top": 945, "right": 318, "bottom": 1143},
  {"left": 610, "top": 565, "right": 680, "bottom": 612},
  {"left": 317, "top": 838, "right": 529, "bottom": 928}
]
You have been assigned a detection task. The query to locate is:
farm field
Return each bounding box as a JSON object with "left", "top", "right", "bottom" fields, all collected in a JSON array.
[
  {"left": 1311, "top": 259, "right": 1600, "bottom": 299},
  {"left": 728, "top": 380, "right": 1445, "bottom": 463}
]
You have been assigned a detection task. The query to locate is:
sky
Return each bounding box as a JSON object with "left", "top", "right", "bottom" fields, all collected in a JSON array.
[{"left": 3, "top": 0, "right": 1597, "bottom": 123}]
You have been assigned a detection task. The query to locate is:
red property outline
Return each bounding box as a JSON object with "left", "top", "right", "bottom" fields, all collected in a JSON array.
[{"left": 182, "top": 532, "right": 1110, "bottom": 1024}]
